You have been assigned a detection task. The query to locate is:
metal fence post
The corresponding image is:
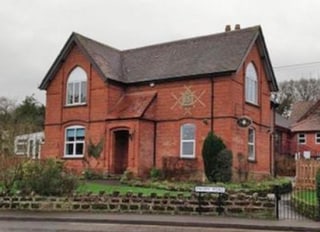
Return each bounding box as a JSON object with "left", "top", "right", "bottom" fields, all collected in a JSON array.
[{"left": 274, "top": 185, "right": 281, "bottom": 220}]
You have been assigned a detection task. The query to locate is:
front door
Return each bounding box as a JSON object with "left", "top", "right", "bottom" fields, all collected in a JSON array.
[{"left": 113, "top": 130, "right": 129, "bottom": 174}]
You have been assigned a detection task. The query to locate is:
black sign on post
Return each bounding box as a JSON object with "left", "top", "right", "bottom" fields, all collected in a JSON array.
[{"left": 195, "top": 186, "right": 226, "bottom": 215}]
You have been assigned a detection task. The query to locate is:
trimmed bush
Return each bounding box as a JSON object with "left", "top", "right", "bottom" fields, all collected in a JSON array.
[
  {"left": 215, "top": 149, "right": 233, "bottom": 182},
  {"left": 202, "top": 131, "right": 226, "bottom": 182},
  {"left": 15, "top": 159, "right": 78, "bottom": 196}
]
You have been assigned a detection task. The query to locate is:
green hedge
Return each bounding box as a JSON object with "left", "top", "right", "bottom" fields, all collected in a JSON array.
[{"left": 292, "top": 193, "right": 319, "bottom": 220}]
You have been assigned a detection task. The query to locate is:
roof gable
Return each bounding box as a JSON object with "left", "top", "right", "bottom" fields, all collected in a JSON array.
[
  {"left": 290, "top": 100, "right": 320, "bottom": 132},
  {"left": 39, "top": 26, "right": 278, "bottom": 91}
]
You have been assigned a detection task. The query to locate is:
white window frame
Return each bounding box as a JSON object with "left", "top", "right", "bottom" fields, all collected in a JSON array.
[
  {"left": 64, "top": 126, "right": 85, "bottom": 158},
  {"left": 245, "top": 62, "right": 258, "bottom": 105},
  {"left": 180, "top": 123, "right": 196, "bottom": 158},
  {"left": 298, "top": 133, "right": 306, "bottom": 144},
  {"left": 315, "top": 132, "right": 320, "bottom": 144},
  {"left": 248, "top": 128, "right": 255, "bottom": 161},
  {"left": 15, "top": 139, "right": 28, "bottom": 155},
  {"left": 66, "top": 67, "right": 87, "bottom": 106}
]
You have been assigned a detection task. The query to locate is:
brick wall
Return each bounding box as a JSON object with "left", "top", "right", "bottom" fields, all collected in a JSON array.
[{"left": 41, "top": 41, "right": 275, "bottom": 179}]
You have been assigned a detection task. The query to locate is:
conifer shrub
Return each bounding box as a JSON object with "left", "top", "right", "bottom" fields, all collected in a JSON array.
[
  {"left": 202, "top": 131, "right": 228, "bottom": 182},
  {"left": 215, "top": 149, "right": 233, "bottom": 182}
]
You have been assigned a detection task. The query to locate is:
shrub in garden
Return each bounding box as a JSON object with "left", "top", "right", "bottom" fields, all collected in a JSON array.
[
  {"left": 215, "top": 149, "right": 233, "bottom": 182},
  {"left": 0, "top": 155, "right": 24, "bottom": 193},
  {"left": 150, "top": 167, "right": 163, "bottom": 181},
  {"left": 202, "top": 131, "right": 226, "bottom": 182},
  {"left": 15, "top": 158, "right": 78, "bottom": 196}
]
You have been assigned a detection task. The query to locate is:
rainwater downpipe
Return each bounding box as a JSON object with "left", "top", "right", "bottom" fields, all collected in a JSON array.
[
  {"left": 211, "top": 77, "right": 214, "bottom": 132},
  {"left": 153, "top": 121, "right": 157, "bottom": 167}
]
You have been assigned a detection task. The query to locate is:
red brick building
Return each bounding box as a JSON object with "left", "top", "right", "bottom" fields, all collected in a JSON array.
[
  {"left": 39, "top": 25, "right": 278, "bottom": 179},
  {"left": 275, "top": 101, "right": 320, "bottom": 159}
]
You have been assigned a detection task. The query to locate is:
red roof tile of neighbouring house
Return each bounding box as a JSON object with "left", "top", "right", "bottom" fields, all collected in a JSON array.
[
  {"left": 288, "top": 101, "right": 315, "bottom": 124},
  {"left": 107, "top": 91, "right": 157, "bottom": 119},
  {"left": 288, "top": 100, "right": 320, "bottom": 132}
]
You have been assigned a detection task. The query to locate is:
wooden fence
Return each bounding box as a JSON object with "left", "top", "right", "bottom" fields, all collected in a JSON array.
[{"left": 295, "top": 159, "right": 320, "bottom": 189}]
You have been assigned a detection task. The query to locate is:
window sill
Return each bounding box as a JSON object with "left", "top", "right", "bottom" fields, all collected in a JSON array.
[
  {"left": 64, "top": 103, "right": 87, "bottom": 108},
  {"left": 63, "top": 155, "right": 84, "bottom": 159},
  {"left": 180, "top": 156, "right": 196, "bottom": 159},
  {"left": 245, "top": 101, "right": 260, "bottom": 108},
  {"left": 247, "top": 158, "right": 257, "bottom": 163}
]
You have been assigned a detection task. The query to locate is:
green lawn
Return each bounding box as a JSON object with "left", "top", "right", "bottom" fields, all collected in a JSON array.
[
  {"left": 293, "top": 190, "right": 317, "bottom": 205},
  {"left": 77, "top": 182, "right": 190, "bottom": 197}
]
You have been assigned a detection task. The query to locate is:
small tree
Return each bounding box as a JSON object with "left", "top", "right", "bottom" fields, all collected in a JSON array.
[
  {"left": 215, "top": 149, "right": 233, "bottom": 182},
  {"left": 202, "top": 131, "right": 226, "bottom": 182}
]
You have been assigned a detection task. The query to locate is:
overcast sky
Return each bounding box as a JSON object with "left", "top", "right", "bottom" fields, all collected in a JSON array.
[{"left": 1, "top": 0, "right": 320, "bottom": 104}]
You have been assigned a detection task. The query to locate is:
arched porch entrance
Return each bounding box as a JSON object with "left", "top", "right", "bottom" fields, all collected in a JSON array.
[{"left": 113, "top": 130, "right": 129, "bottom": 174}]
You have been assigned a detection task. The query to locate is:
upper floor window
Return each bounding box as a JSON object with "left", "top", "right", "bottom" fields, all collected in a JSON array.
[
  {"left": 316, "top": 132, "right": 320, "bottom": 144},
  {"left": 248, "top": 128, "right": 255, "bottom": 161},
  {"left": 298, "top": 133, "right": 306, "bottom": 144},
  {"left": 180, "top": 123, "right": 196, "bottom": 158},
  {"left": 245, "top": 62, "right": 258, "bottom": 105},
  {"left": 66, "top": 67, "right": 87, "bottom": 106},
  {"left": 65, "top": 126, "right": 85, "bottom": 157}
]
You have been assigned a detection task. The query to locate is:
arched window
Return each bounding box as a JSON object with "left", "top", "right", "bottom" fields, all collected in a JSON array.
[
  {"left": 245, "top": 62, "right": 258, "bottom": 104},
  {"left": 248, "top": 128, "right": 255, "bottom": 161},
  {"left": 65, "top": 125, "right": 85, "bottom": 157},
  {"left": 180, "top": 123, "right": 196, "bottom": 158},
  {"left": 66, "top": 67, "right": 87, "bottom": 105}
]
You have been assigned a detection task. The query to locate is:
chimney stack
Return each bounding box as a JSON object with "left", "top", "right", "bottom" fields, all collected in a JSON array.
[
  {"left": 235, "top": 24, "right": 241, "bottom": 30},
  {"left": 225, "top": 25, "right": 231, "bottom": 32}
]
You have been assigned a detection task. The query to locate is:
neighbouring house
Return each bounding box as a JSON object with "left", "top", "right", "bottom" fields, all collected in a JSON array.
[
  {"left": 276, "top": 100, "right": 320, "bottom": 160},
  {"left": 14, "top": 132, "right": 44, "bottom": 159},
  {"left": 39, "top": 25, "right": 278, "bottom": 180}
]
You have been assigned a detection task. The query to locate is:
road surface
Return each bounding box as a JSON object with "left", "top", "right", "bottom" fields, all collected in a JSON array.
[{"left": 0, "top": 220, "right": 295, "bottom": 232}]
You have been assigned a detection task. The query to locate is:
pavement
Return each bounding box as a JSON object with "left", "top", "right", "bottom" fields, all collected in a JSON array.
[{"left": 0, "top": 211, "right": 319, "bottom": 231}]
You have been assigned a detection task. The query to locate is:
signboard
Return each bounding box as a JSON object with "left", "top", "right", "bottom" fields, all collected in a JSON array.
[
  {"left": 237, "top": 116, "right": 252, "bottom": 128},
  {"left": 194, "top": 186, "right": 225, "bottom": 193}
]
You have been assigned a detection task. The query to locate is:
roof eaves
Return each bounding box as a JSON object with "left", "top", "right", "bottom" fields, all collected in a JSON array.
[
  {"left": 73, "top": 34, "right": 111, "bottom": 84},
  {"left": 256, "top": 30, "right": 279, "bottom": 91},
  {"left": 297, "top": 99, "right": 320, "bottom": 122},
  {"left": 234, "top": 29, "right": 259, "bottom": 75},
  {"left": 234, "top": 26, "right": 278, "bottom": 92},
  {"left": 39, "top": 33, "right": 77, "bottom": 90}
]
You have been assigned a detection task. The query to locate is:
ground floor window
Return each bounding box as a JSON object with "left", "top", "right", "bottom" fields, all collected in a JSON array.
[
  {"left": 248, "top": 128, "right": 255, "bottom": 161},
  {"left": 65, "top": 126, "right": 85, "bottom": 157},
  {"left": 298, "top": 133, "right": 306, "bottom": 144},
  {"left": 315, "top": 132, "right": 320, "bottom": 144},
  {"left": 180, "top": 123, "right": 195, "bottom": 158}
]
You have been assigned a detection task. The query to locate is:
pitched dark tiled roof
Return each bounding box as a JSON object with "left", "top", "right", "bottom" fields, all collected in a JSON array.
[
  {"left": 121, "top": 27, "right": 258, "bottom": 83},
  {"left": 39, "top": 26, "right": 278, "bottom": 91},
  {"left": 75, "top": 34, "right": 123, "bottom": 82}
]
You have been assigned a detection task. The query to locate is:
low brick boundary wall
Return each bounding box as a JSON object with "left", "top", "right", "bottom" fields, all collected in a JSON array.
[{"left": 0, "top": 191, "right": 275, "bottom": 218}]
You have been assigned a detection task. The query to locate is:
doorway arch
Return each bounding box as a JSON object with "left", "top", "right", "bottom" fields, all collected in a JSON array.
[{"left": 113, "top": 129, "right": 129, "bottom": 174}]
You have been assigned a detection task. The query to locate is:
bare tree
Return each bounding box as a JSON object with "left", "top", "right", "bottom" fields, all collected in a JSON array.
[{"left": 275, "top": 78, "right": 320, "bottom": 117}]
